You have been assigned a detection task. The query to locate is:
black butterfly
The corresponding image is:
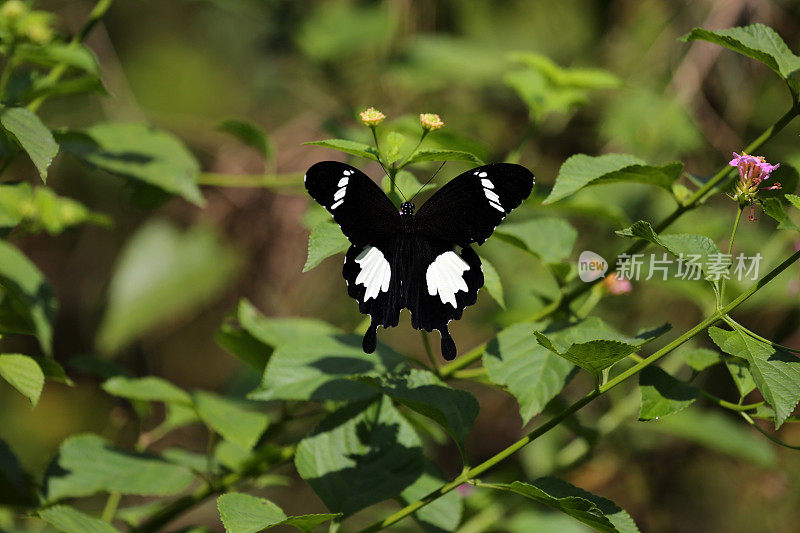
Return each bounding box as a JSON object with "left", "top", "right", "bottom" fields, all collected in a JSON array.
[{"left": 305, "top": 161, "right": 534, "bottom": 360}]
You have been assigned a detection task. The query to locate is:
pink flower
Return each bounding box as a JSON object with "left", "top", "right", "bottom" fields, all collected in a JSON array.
[
  {"left": 360, "top": 107, "right": 385, "bottom": 126},
  {"left": 420, "top": 113, "right": 444, "bottom": 131},
  {"left": 728, "top": 152, "right": 781, "bottom": 220},
  {"left": 602, "top": 272, "right": 632, "bottom": 295},
  {"left": 456, "top": 483, "right": 474, "bottom": 497}
]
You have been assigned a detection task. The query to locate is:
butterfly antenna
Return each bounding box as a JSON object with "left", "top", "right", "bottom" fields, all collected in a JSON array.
[{"left": 409, "top": 161, "right": 446, "bottom": 202}]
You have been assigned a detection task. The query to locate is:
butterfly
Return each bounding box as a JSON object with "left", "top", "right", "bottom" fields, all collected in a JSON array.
[{"left": 304, "top": 161, "right": 534, "bottom": 360}]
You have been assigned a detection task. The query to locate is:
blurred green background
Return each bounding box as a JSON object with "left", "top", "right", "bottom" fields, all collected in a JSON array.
[{"left": 4, "top": 1, "right": 800, "bottom": 531}]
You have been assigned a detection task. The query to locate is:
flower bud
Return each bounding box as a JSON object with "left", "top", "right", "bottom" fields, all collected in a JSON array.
[
  {"left": 359, "top": 107, "right": 385, "bottom": 126},
  {"left": 420, "top": 113, "right": 444, "bottom": 131},
  {"left": 0, "top": 1, "right": 27, "bottom": 22}
]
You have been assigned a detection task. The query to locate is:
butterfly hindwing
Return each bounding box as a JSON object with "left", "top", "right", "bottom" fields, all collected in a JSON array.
[
  {"left": 415, "top": 163, "right": 534, "bottom": 246},
  {"left": 304, "top": 161, "right": 399, "bottom": 246}
]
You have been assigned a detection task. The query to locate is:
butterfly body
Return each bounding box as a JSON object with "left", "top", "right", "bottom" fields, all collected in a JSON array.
[{"left": 305, "top": 161, "right": 534, "bottom": 360}]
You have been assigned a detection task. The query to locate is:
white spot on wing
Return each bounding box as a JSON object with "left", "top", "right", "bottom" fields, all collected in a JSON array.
[
  {"left": 355, "top": 246, "right": 391, "bottom": 301},
  {"left": 426, "top": 250, "right": 470, "bottom": 308},
  {"left": 334, "top": 188, "right": 346, "bottom": 201},
  {"left": 478, "top": 171, "right": 488, "bottom": 178},
  {"left": 481, "top": 178, "right": 493, "bottom": 189},
  {"left": 343, "top": 170, "right": 353, "bottom": 176},
  {"left": 338, "top": 177, "right": 349, "bottom": 187},
  {"left": 484, "top": 189, "right": 501, "bottom": 203},
  {"left": 331, "top": 199, "right": 344, "bottom": 210},
  {"left": 489, "top": 201, "right": 504, "bottom": 212}
]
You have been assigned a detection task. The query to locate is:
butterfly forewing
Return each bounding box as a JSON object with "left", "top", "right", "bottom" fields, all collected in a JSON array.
[
  {"left": 415, "top": 163, "right": 535, "bottom": 246},
  {"left": 304, "top": 161, "right": 399, "bottom": 246}
]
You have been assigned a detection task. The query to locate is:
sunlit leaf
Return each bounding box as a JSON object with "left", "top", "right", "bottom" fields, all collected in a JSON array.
[
  {"left": 217, "top": 492, "right": 340, "bottom": 533},
  {"left": 0, "top": 182, "right": 110, "bottom": 234},
  {"left": 638, "top": 366, "right": 698, "bottom": 420},
  {"left": 193, "top": 391, "right": 269, "bottom": 451},
  {"left": 495, "top": 217, "right": 577, "bottom": 264},
  {"left": 303, "top": 139, "right": 379, "bottom": 162},
  {"left": 102, "top": 376, "right": 192, "bottom": 405},
  {"left": 480, "top": 256, "right": 505, "bottom": 308},
  {"left": 303, "top": 221, "right": 350, "bottom": 272},
  {"left": 0, "top": 107, "right": 58, "bottom": 182},
  {"left": 0, "top": 354, "right": 44, "bottom": 407},
  {"left": 39, "top": 506, "right": 121, "bottom": 533}
]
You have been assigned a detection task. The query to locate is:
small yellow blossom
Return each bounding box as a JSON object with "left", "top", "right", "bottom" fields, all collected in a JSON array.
[
  {"left": 359, "top": 107, "right": 385, "bottom": 126},
  {"left": 420, "top": 113, "right": 444, "bottom": 131}
]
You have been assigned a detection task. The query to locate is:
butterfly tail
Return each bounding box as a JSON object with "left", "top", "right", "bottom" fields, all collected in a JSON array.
[
  {"left": 363, "top": 321, "right": 378, "bottom": 354},
  {"left": 440, "top": 328, "right": 457, "bottom": 361}
]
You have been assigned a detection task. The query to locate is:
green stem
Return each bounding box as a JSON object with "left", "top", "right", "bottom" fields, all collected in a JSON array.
[
  {"left": 740, "top": 412, "right": 800, "bottom": 450},
  {"left": 698, "top": 389, "right": 763, "bottom": 411},
  {"left": 0, "top": 41, "right": 17, "bottom": 100},
  {"left": 356, "top": 248, "right": 800, "bottom": 533},
  {"left": 100, "top": 492, "right": 121, "bottom": 523},
  {"left": 396, "top": 130, "right": 428, "bottom": 170},
  {"left": 27, "top": 0, "right": 114, "bottom": 112},
  {"left": 722, "top": 315, "right": 800, "bottom": 354},
  {"left": 439, "top": 343, "right": 486, "bottom": 378},
  {"left": 719, "top": 205, "right": 744, "bottom": 304},
  {"left": 420, "top": 331, "right": 440, "bottom": 377}
]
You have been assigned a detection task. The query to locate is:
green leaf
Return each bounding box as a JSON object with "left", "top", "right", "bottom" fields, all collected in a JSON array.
[
  {"left": 709, "top": 326, "right": 800, "bottom": 428},
  {"left": 32, "top": 356, "right": 73, "bottom": 386},
  {"left": 217, "top": 492, "right": 340, "bottom": 533},
  {"left": 251, "top": 334, "right": 407, "bottom": 401},
  {"left": 495, "top": 217, "right": 577, "bottom": 264},
  {"left": 724, "top": 355, "right": 757, "bottom": 397},
  {"left": 403, "top": 148, "right": 483, "bottom": 166},
  {"left": 44, "top": 434, "right": 194, "bottom": 501},
  {"left": 785, "top": 193, "right": 800, "bottom": 210},
  {"left": 218, "top": 119, "right": 270, "bottom": 160},
  {"left": 508, "top": 510, "right": 594, "bottom": 533},
  {"left": 681, "top": 24, "right": 800, "bottom": 80},
  {"left": 303, "top": 139, "right": 379, "bottom": 161},
  {"left": 57, "top": 123, "right": 204, "bottom": 205},
  {"left": 357, "top": 369, "right": 479, "bottom": 456},
  {"left": 399, "top": 463, "right": 463, "bottom": 533},
  {"left": 294, "top": 397, "right": 424, "bottom": 515},
  {"left": 0, "top": 240, "right": 56, "bottom": 354},
  {"left": 544, "top": 154, "right": 682, "bottom": 204},
  {"left": 382, "top": 170, "right": 436, "bottom": 207},
  {"left": 534, "top": 318, "right": 669, "bottom": 374},
  {"left": 480, "top": 256, "right": 505, "bottom": 308},
  {"left": 483, "top": 323, "right": 575, "bottom": 424},
  {"left": 638, "top": 366, "right": 699, "bottom": 420},
  {"left": 193, "top": 391, "right": 269, "bottom": 450},
  {"left": 383, "top": 131, "right": 405, "bottom": 165},
  {"left": 0, "top": 107, "right": 59, "bottom": 182},
  {"left": 97, "top": 220, "right": 240, "bottom": 353},
  {"left": 761, "top": 198, "right": 799, "bottom": 230},
  {"left": 16, "top": 42, "right": 101, "bottom": 76},
  {"left": 484, "top": 478, "right": 639, "bottom": 533},
  {"left": 39, "top": 506, "right": 121, "bottom": 533},
  {"left": 680, "top": 347, "right": 720, "bottom": 372},
  {"left": 0, "top": 354, "right": 44, "bottom": 406},
  {"left": 639, "top": 409, "right": 776, "bottom": 467},
  {"left": 102, "top": 376, "right": 192, "bottom": 405},
  {"left": 0, "top": 438, "right": 37, "bottom": 506},
  {"left": 303, "top": 221, "right": 350, "bottom": 272},
  {"left": 0, "top": 182, "right": 110, "bottom": 234},
  {"left": 616, "top": 220, "right": 724, "bottom": 280}
]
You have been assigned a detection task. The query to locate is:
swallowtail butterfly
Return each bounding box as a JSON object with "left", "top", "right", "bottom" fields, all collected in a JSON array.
[{"left": 305, "top": 161, "right": 534, "bottom": 360}]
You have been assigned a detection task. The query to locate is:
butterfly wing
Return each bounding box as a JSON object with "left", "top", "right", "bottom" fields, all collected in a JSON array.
[
  {"left": 404, "top": 237, "right": 484, "bottom": 360},
  {"left": 304, "top": 161, "right": 399, "bottom": 246},
  {"left": 414, "top": 163, "right": 534, "bottom": 246}
]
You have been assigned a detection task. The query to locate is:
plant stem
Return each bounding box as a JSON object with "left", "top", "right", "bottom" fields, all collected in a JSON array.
[
  {"left": 100, "top": 492, "right": 120, "bottom": 523},
  {"left": 397, "top": 130, "right": 428, "bottom": 170},
  {"left": 439, "top": 343, "right": 486, "bottom": 378},
  {"left": 0, "top": 40, "right": 17, "bottom": 100},
  {"left": 722, "top": 315, "right": 800, "bottom": 354},
  {"left": 719, "top": 205, "right": 744, "bottom": 304},
  {"left": 420, "top": 331, "right": 440, "bottom": 377},
  {"left": 356, "top": 248, "right": 800, "bottom": 533},
  {"left": 740, "top": 412, "right": 800, "bottom": 450},
  {"left": 27, "top": 0, "right": 115, "bottom": 112},
  {"left": 698, "top": 389, "right": 763, "bottom": 412}
]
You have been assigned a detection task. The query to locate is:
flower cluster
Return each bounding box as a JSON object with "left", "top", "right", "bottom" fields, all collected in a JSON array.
[
  {"left": 420, "top": 113, "right": 444, "bottom": 131},
  {"left": 0, "top": 1, "right": 55, "bottom": 45},
  {"left": 359, "top": 107, "right": 385, "bottom": 126},
  {"left": 728, "top": 152, "right": 781, "bottom": 220},
  {"left": 359, "top": 108, "right": 446, "bottom": 133}
]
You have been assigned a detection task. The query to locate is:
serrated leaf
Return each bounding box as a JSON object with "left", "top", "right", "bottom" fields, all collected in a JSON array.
[
  {"left": 639, "top": 409, "right": 776, "bottom": 467},
  {"left": 484, "top": 478, "right": 639, "bottom": 533},
  {"left": 403, "top": 148, "right": 483, "bottom": 166},
  {"left": 399, "top": 462, "right": 463, "bottom": 533},
  {"left": 0, "top": 354, "right": 44, "bottom": 406},
  {"left": 357, "top": 369, "right": 479, "bottom": 456},
  {"left": 0, "top": 107, "right": 58, "bottom": 182},
  {"left": 303, "top": 221, "right": 350, "bottom": 272},
  {"left": 709, "top": 326, "right": 800, "bottom": 428},
  {"left": 785, "top": 193, "right": 800, "bottom": 209},
  {"left": 251, "top": 334, "right": 407, "bottom": 401},
  {"left": 97, "top": 220, "right": 240, "bottom": 353},
  {"left": 0, "top": 182, "right": 109, "bottom": 234},
  {"left": 0, "top": 240, "right": 56, "bottom": 354},
  {"left": 303, "top": 139, "right": 379, "bottom": 161},
  {"left": 294, "top": 397, "right": 424, "bottom": 515},
  {"left": 616, "top": 220, "right": 724, "bottom": 280},
  {"left": 483, "top": 323, "right": 575, "bottom": 424},
  {"left": 534, "top": 318, "right": 669, "bottom": 374},
  {"left": 494, "top": 217, "right": 577, "bottom": 264},
  {"left": 544, "top": 154, "right": 682, "bottom": 204},
  {"left": 193, "top": 391, "right": 269, "bottom": 450},
  {"left": 724, "top": 355, "right": 757, "bottom": 397},
  {"left": 217, "top": 492, "right": 340, "bottom": 533},
  {"left": 44, "top": 434, "right": 194, "bottom": 501},
  {"left": 681, "top": 24, "right": 800, "bottom": 80},
  {"left": 57, "top": 123, "right": 204, "bottom": 205},
  {"left": 638, "top": 366, "right": 699, "bottom": 420},
  {"left": 218, "top": 119, "right": 270, "bottom": 160},
  {"left": 102, "top": 376, "right": 192, "bottom": 405},
  {"left": 480, "top": 256, "right": 505, "bottom": 308},
  {"left": 761, "top": 198, "right": 799, "bottom": 230},
  {"left": 39, "top": 505, "right": 121, "bottom": 533},
  {"left": 680, "top": 347, "right": 720, "bottom": 372}
]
